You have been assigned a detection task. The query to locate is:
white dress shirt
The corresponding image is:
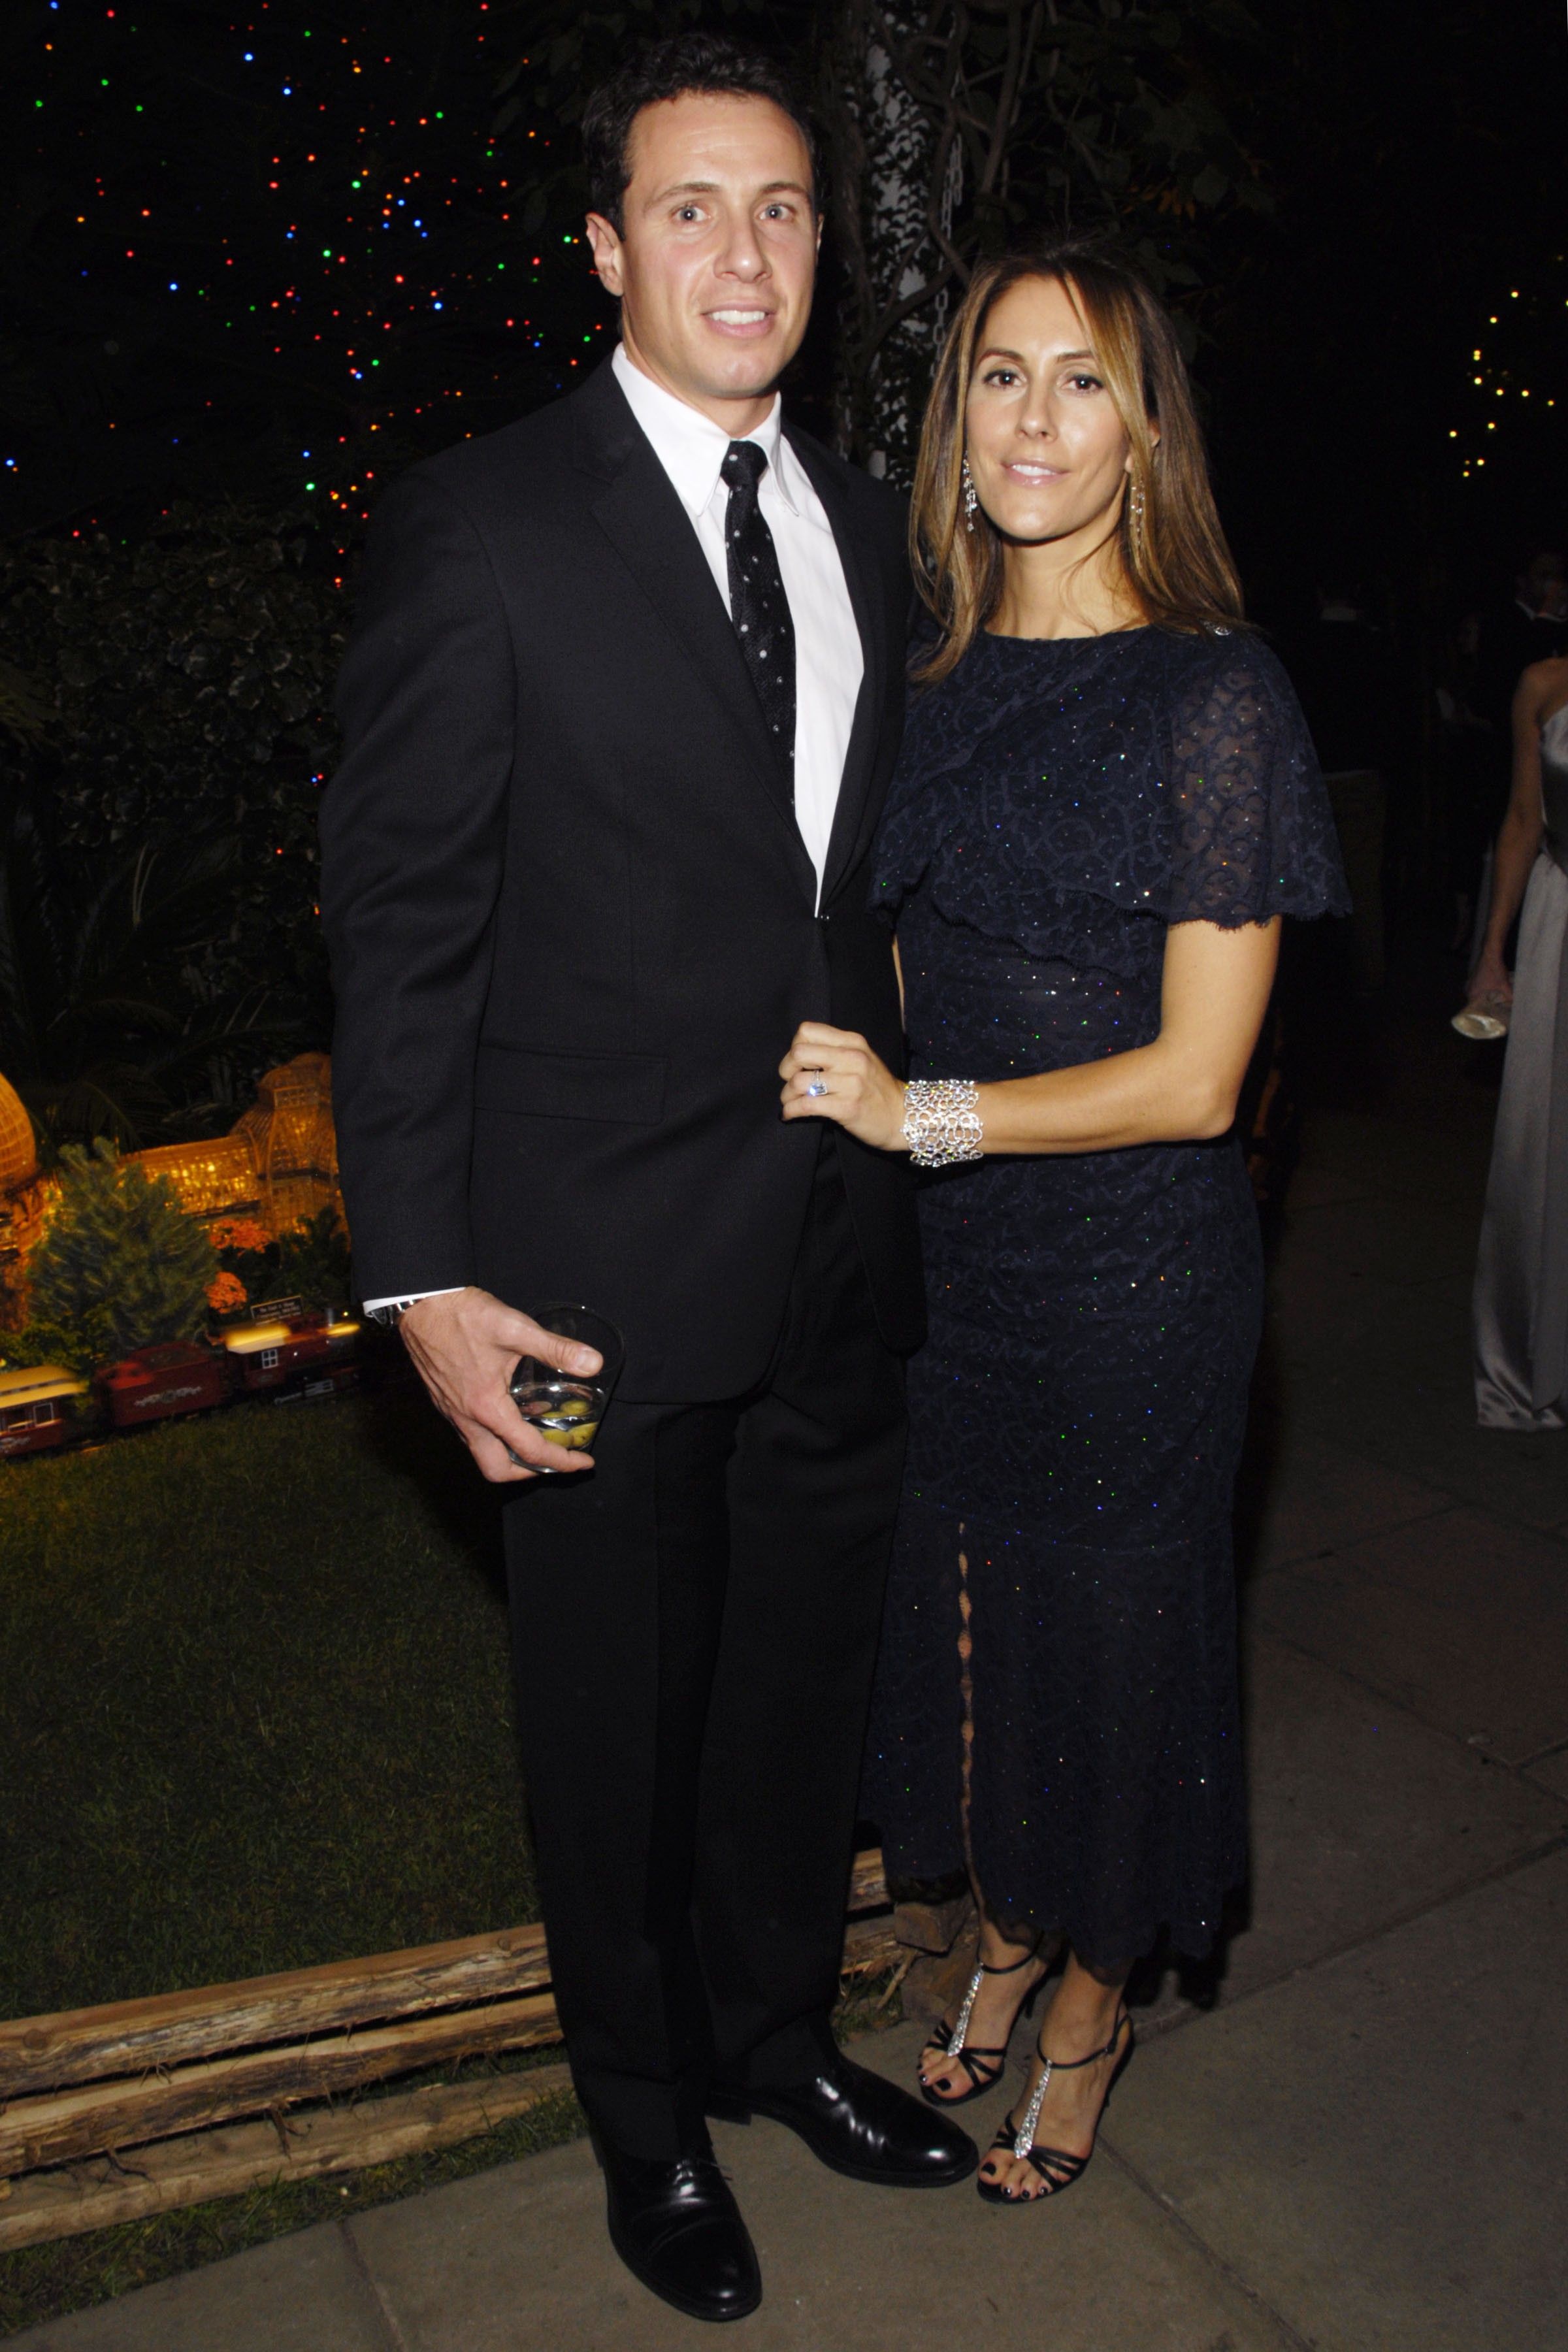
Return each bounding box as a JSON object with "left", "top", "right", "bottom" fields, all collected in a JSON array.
[
  {"left": 365, "top": 350, "right": 862, "bottom": 1316},
  {"left": 610, "top": 342, "right": 863, "bottom": 897}
]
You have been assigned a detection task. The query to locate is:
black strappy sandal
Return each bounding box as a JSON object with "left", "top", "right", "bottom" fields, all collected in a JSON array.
[
  {"left": 918, "top": 1944, "right": 1045, "bottom": 2110},
  {"left": 976, "top": 2008, "right": 1133, "bottom": 2202}
]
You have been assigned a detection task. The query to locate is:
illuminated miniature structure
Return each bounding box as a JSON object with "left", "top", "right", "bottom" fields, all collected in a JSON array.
[
  {"left": 132, "top": 1053, "right": 343, "bottom": 1234},
  {"left": 0, "top": 1054, "right": 344, "bottom": 1293},
  {"left": 0, "top": 1073, "right": 48, "bottom": 1277}
]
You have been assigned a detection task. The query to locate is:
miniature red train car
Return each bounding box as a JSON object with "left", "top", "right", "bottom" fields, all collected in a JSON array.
[
  {"left": 0, "top": 1307, "right": 363, "bottom": 1466},
  {"left": 0, "top": 1365, "right": 91, "bottom": 1458},
  {"left": 220, "top": 1308, "right": 360, "bottom": 1399},
  {"left": 94, "top": 1340, "right": 230, "bottom": 1429}
]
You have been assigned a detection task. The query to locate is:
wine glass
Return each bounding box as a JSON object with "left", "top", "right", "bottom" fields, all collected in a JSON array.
[{"left": 507, "top": 1304, "right": 624, "bottom": 1474}]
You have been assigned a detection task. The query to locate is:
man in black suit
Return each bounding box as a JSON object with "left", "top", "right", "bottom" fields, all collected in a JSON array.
[{"left": 319, "top": 33, "right": 971, "bottom": 2324}]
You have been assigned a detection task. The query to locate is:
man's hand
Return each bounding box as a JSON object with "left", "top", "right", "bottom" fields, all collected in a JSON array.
[{"left": 399, "top": 1288, "right": 602, "bottom": 1484}]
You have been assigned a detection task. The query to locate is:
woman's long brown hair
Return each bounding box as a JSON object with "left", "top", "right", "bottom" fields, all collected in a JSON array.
[{"left": 909, "top": 238, "right": 1244, "bottom": 683}]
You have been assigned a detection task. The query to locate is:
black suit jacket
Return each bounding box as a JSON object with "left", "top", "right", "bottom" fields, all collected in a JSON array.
[{"left": 319, "top": 359, "right": 924, "bottom": 1399}]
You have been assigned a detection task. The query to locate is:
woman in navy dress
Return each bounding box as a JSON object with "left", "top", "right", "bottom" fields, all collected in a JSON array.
[{"left": 780, "top": 242, "right": 1347, "bottom": 2204}]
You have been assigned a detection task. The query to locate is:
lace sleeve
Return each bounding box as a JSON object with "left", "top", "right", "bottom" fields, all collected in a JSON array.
[{"left": 1165, "top": 636, "right": 1350, "bottom": 926}]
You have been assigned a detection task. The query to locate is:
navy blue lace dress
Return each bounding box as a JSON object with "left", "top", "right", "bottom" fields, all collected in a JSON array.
[{"left": 862, "top": 625, "right": 1348, "bottom": 1967}]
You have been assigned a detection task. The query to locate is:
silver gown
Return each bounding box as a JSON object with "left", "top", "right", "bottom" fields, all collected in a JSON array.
[{"left": 1473, "top": 702, "right": 1568, "bottom": 1429}]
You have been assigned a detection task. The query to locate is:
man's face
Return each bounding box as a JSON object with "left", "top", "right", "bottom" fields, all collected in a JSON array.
[{"left": 585, "top": 91, "right": 819, "bottom": 424}]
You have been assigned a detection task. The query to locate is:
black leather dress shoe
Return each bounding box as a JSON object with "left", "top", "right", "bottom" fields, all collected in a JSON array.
[
  {"left": 709, "top": 2053, "right": 977, "bottom": 2188},
  {"left": 595, "top": 2128, "right": 761, "bottom": 2324}
]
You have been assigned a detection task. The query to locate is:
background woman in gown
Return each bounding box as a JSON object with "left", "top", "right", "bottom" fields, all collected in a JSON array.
[
  {"left": 1471, "top": 653, "right": 1568, "bottom": 1428},
  {"left": 779, "top": 241, "right": 1347, "bottom": 2205}
]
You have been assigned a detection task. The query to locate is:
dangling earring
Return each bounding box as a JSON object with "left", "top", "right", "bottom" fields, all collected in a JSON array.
[
  {"left": 962, "top": 455, "right": 979, "bottom": 534},
  {"left": 1128, "top": 477, "right": 1146, "bottom": 558}
]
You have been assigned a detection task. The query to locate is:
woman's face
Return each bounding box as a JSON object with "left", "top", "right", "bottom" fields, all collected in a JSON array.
[{"left": 963, "top": 275, "right": 1134, "bottom": 547}]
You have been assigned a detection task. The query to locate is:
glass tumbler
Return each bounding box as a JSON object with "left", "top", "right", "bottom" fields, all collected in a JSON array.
[{"left": 507, "top": 1303, "right": 624, "bottom": 1473}]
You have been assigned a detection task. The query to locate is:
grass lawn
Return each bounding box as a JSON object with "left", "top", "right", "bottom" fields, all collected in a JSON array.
[{"left": 1, "top": 1374, "right": 535, "bottom": 2023}]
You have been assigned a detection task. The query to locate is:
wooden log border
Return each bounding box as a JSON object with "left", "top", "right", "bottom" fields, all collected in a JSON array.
[{"left": 0, "top": 1849, "right": 897, "bottom": 2252}]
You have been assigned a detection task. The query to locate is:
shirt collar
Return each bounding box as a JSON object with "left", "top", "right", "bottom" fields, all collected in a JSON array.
[{"left": 612, "top": 342, "right": 799, "bottom": 517}]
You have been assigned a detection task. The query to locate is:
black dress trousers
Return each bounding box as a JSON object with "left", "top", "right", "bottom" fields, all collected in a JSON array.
[{"left": 503, "top": 1134, "right": 905, "bottom": 2159}]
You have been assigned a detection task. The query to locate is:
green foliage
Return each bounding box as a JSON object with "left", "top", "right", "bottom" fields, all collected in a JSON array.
[
  {"left": 0, "top": 505, "right": 342, "bottom": 985},
  {"left": 25, "top": 1138, "right": 217, "bottom": 1359},
  {"left": 274, "top": 1205, "right": 354, "bottom": 1311},
  {"left": 0, "top": 1309, "right": 116, "bottom": 1382},
  {"left": 215, "top": 1205, "right": 354, "bottom": 1316},
  {"left": 0, "top": 505, "right": 342, "bottom": 1135},
  {"left": 0, "top": 770, "right": 293, "bottom": 1157}
]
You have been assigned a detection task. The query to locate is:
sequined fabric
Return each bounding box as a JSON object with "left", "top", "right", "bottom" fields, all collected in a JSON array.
[{"left": 862, "top": 626, "right": 1348, "bottom": 1967}]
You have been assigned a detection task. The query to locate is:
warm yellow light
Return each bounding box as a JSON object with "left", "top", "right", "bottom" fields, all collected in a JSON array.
[
  {"left": 1450, "top": 430, "right": 1458, "bottom": 438},
  {"left": 0, "top": 1366, "right": 87, "bottom": 1403},
  {"left": 223, "top": 1321, "right": 292, "bottom": 1353}
]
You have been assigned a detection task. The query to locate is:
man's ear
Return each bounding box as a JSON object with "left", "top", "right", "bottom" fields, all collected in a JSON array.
[{"left": 585, "top": 212, "right": 625, "bottom": 297}]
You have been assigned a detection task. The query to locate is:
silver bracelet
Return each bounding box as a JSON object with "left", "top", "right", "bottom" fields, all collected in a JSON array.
[{"left": 902, "top": 1077, "right": 984, "bottom": 1168}]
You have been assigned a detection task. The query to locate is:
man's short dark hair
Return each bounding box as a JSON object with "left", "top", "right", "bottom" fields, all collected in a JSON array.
[{"left": 581, "top": 33, "right": 819, "bottom": 237}]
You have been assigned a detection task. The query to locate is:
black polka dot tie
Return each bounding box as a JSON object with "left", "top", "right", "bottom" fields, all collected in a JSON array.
[{"left": 721, "top": 439, "right": 796, "bottom": 786}]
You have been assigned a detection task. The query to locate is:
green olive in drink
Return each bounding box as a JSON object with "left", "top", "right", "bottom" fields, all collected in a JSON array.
[
  {"left": 523, "top": 1386, "right": 600, "bottom": 1448},
  {"left": 508, "top": 1311, "right": 623, "bottom": 1474}
]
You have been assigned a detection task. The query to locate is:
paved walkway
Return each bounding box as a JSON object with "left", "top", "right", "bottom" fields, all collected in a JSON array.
[{"left": 16, "top": 975, "right": 1568, "bottom": 2350}]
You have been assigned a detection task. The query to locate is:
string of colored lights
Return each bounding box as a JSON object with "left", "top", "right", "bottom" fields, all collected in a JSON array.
[{"left": 11, "top": 1, "right": 610, "bottom": 546}]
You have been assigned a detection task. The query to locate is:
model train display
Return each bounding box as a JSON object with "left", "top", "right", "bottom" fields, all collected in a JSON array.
[{"left": 0, "top": 1300, "right": 361, "bottom": 1460}]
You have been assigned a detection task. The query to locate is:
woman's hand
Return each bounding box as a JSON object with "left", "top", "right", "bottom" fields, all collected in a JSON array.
[
  {"left": 1467, "top": 948, "right": 1513, "bottom": 1008},
  {"left": 780, "top": 1021, "right": 907, "bottom": 1152}
]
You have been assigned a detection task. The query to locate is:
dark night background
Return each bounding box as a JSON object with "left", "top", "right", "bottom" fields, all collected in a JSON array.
[{"left": 1, "top": 0, "right": 1565, "bottom": 1141}]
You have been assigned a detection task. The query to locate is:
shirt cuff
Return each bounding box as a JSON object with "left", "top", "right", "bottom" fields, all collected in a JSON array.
[{"left": 361, "top": 1286, "right": 466, "bottom": 1313}]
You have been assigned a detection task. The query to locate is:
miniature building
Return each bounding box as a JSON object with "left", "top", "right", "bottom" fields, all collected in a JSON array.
[
  {"left": 0, "top": 1073, "right": 48, "bottom": 1275},
  {"left": 125, "top": 1053, "right": 342, "bottom": 1233},
  {"left": 0, "top": 1054, "right": 344, "bottom": 1289}
]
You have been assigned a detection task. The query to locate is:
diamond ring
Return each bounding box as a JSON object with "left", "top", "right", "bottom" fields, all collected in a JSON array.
[{"left": 805, "top": 1071, "right": 828, "bottom": 1099}]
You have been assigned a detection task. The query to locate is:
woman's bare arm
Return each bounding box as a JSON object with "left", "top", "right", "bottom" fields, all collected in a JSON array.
[
  {"left": 781, "top": 917, "right": 1281, "bottom": 1155},
  {"left": 1471, "top": 666, "right": 1550, "bottom": 1001}
]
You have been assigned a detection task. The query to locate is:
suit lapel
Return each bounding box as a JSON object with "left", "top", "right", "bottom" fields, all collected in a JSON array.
[
  {"left": 783, "top": 425, "right": 889, "bottom": 905},
  {"left": 577, "top": 372, "right": 809, "bottom": 889}
]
